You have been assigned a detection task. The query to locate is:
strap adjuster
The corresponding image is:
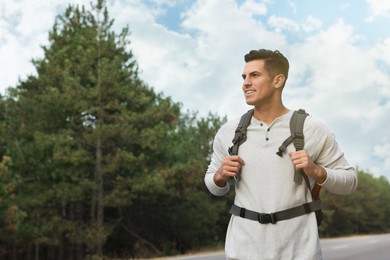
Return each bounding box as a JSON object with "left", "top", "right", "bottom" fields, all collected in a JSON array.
[
  {"left": 240, "top": 208, "right": 246, "bottom": 218},
  {"left": 258, "top": 213, "right": 277, "bottom": 224}
]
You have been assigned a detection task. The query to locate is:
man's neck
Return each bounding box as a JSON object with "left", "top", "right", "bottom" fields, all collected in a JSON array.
[{"left": 252, "top": 105, "right": 289, "bottom": 125}]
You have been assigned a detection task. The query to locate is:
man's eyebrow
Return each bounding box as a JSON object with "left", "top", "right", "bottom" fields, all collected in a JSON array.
[{"left": 242, "top": 71, "right": 260, "bottom": 78}]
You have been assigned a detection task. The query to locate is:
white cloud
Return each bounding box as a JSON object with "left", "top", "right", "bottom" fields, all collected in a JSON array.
[
  {"left": 0, "top": 0, "right": 93, "bottom": 92},
  {"left": 149, "top": 0, "right": 176, "bottom": 7},
  {"left": 239, "top": 0, "right": 268, "bottom": 16},
  {"left": 374, "top": 141, "right": 390, "bottom": 175},
  {"left": 301, "top": 15, "right": 322, "bottom": 33},
  {"left": 287, "top": 0, "right": 298, "bottom": 14},
  {"left": 267, "top": 15, "right": 300, "bottom": 33},
  {"left": 0, "top": 1, "right": 56, "bottom": 91},
  {"left": 365, "top": 0, "right": 390, "bottom": 22}
]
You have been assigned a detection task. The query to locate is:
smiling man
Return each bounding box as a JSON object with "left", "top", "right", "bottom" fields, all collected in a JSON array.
[{"left": 204, "top": 49, "right": 357, "bottom": 260}]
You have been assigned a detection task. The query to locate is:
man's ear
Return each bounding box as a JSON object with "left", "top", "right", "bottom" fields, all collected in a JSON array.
[{"left": 273, "top": 74, "right": 285, "bottom": 89}]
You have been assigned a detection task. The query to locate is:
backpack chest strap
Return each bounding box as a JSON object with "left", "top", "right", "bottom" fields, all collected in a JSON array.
[{"left": 230, "top": 201, "right": 322, "bottom": 224}]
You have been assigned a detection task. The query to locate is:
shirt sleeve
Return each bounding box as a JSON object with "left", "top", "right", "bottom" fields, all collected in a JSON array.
[
  {"left": 204, "top": 125, "right": 231, "bottom": 196},
  {"left": 305, "top": 116, "right": 358, "bottom": 195}
]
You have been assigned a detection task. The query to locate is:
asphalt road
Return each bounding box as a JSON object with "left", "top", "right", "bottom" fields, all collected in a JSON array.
[
  {"left": 321, "top": 233, "right": 390, "bottom": 260},
  {"left": 161, "top": 233, "right": 390, "bottom": 260}
]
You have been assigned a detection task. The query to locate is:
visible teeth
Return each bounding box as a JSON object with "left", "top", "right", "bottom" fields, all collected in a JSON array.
[{"left": 246, "top": 90, "right": 254, "bottom": 94}]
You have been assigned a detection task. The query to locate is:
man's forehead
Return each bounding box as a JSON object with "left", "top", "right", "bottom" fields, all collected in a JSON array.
[{"left": 243, "top": 60, "right": 265, "bottom": 73}]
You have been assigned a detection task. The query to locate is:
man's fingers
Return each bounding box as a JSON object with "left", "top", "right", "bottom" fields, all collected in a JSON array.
[
  {"left": 230, "top": 155, "right": 245, "bottom": 166},
  {"left": 221, "top": 156, "right": 245, "bottom": 178},
  {"left": 236, "top": 156, "right": 245, "bottom": 166},
  {"left": 289, "top": 151, "right": 312, "bottom": 172},
  {"left": 222, "top": 165, "right": 240, "bottom": 176}
]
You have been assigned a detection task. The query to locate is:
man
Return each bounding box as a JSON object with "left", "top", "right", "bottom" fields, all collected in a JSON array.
[{"left": 204, "top": 49, "right": 357, "bottom": 259}]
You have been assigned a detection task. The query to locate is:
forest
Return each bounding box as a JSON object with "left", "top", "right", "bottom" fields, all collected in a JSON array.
[{"left": 0, "top": 1, "right": 389, "bottom": 259}]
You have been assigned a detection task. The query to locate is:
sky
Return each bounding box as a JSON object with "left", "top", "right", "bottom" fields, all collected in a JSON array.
[{"left": 1, "top": 0, "right": 390, "bottom": 180}]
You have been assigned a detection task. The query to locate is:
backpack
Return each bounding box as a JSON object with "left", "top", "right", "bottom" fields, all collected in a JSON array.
[{"left": 228, "top": 109, "right": 323, "bottom": 226}]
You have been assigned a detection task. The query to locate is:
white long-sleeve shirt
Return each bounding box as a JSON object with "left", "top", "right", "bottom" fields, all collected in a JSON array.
[{"left": 205, "top": 110, "right": 357, "bottom": 260}]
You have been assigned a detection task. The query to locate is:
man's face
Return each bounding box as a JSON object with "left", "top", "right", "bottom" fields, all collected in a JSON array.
[{"left": 241, "top": 59, "right": 276, "bottom": 107}]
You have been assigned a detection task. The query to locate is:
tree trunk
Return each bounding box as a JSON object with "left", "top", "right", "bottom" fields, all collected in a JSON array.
[
  {"left": 95, "top": 134, "right": 104, "bottom": 256},
  {"left": 34, "top": 243, "right": 39, "bottom": 260}
]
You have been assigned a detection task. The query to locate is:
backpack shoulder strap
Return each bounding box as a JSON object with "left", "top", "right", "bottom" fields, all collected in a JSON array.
[
  {"left": 289, "top": 109, "right": 324, "bottom": 225},
  {"left": 276, "top": 109, "right": 309, "bottom": 182},
  {"left": 290, "top": 109, "right": 308, "bottom": 152},
  {"left": 228, "top": 109, "right": 254, "bottom": 156},
  {"left": 276, "top": 109, "right": 308, "bottom": 158},
  {"left": 291, "top": 109, "right": 308, "bottom": 182}
]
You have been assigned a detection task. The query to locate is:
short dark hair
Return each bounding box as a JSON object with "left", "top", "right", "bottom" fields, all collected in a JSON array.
[{"left": 244, "top": 49, "right": 289, "bottom": 86}]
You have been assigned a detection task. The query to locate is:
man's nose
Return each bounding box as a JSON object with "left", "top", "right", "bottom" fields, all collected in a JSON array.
[{"left": 243, "top": 77, "right": 252, "bottom": 86}]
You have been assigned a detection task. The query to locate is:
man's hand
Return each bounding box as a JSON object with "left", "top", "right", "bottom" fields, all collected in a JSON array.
[
  {"left": 288, "top": 150, "right": 327, "bottom": 184},
  {"left": 214, "top": 155, "right": 245, "bottom": 187}
]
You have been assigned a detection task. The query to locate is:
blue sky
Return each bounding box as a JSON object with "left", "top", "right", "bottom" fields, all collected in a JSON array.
[{"left": 1, "top": 0, "right": 390, "bottom": 180}]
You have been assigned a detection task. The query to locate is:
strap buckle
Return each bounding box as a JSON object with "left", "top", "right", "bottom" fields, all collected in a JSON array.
[
  {"left": 240, "top": 208, "right": 246, "bottom": 218},
  {"left": 258, "top": 213, "right": 277, "bottom": 224}
]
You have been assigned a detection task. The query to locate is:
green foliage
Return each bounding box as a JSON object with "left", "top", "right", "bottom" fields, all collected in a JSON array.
[
  {"left": 103, "top": 112, "right": 227, "bottom": 258},
  {"left": 320, "top": 169, "right": 390, "bottom": 237}
]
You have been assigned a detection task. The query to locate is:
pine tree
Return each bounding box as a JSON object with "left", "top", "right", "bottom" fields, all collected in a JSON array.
[{"left": 4, "top": 1, "right": 180, "bottom": 258}]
